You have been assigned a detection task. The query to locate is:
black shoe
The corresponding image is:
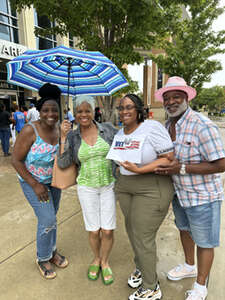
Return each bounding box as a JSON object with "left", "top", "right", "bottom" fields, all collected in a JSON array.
[{"left": 4, "top": 153, "right": 11, "bottom": 156}]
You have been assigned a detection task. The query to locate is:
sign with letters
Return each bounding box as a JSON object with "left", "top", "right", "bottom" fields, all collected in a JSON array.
[
  {"left": 0, "top": 40, "right": 27, "bottom": 60},
  {"left": 106, "top": 134, "right": 146, "bottom": 163}
]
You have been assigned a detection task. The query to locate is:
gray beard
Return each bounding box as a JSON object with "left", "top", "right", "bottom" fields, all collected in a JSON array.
[{"left": 165, "top": 101, "right": 188, "bottom": 117}]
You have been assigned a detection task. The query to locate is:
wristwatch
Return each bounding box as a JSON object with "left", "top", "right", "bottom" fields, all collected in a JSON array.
[{"left": 180, "top": 164, "right": 186, "bottom": 175}]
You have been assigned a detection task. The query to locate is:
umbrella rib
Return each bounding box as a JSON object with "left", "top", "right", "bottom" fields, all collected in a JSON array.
[
  {"left": 7, "top": 45, "right": 128, "bottom": 96},
  {"left": 42, "top": 60, "right": 67, "bottom": 77},
  {"left": 70, "top": 61, "right": 111, "bottom": 95},
  {"left": 32, "top": 58, "right": 107, "bottom": 68}
]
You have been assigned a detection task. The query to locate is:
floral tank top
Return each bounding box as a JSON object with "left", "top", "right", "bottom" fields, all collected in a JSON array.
[{"left": 19, "top": 122, "right": 58, "bottom": 184}]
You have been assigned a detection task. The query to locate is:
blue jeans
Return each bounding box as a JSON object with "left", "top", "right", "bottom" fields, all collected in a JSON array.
[
  {"left": 0, "top": 128, "right": 10, "bottom": 154},
  {"left": 173, "top": 195, "right": 221, "bottom": 248},
  {"left": 19, "top": 180, "right": 61, "bottom": 261}
]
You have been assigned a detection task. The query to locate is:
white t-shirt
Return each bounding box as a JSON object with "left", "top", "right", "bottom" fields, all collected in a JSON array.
[
  {"left": 107, "top": 120, "right": 174, "bottom": 175},
  {"left": 27, "top": 107, "right": 40, "bottom": 122}
]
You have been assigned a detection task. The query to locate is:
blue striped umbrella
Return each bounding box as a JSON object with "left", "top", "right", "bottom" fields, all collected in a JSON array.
[{"left": 7, "top": 45, "right": 128, "bottom": 97}]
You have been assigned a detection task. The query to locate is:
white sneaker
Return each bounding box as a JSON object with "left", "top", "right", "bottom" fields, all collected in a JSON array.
[
  {"left": 129, "top": 283, "right": 162, "bottom": 300},
  {"left": 128, "top": 269, "right": 142, "bottom": 288},
  {"left": 185, "top": 283, "right": 207, "bottom": 300},
  {"left": 167, "top": 263, "right": 197, "bottom": 281}
]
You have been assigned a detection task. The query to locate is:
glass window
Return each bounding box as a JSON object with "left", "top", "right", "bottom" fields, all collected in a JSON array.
[
  {"left": 12, "top": 27, "right": 18, "bottom": 43},
  {"left": 0, "top": 0, "right": 18, "bottom": 43},
  {"left": 12, "top": 18, "right": 17, "bottom": 26},
  {"left": 0, "top": 14, "right": 9, "bottom": 24},
  {"left": 0, "top": 24, "right": 10, "bottom": 41},
  {"left": 34, "top": 10, "right": 57, "bottom": 49},
  {"left": 37, "top": 37, "right": 56, "bottom": 50},
  {"left": 34, "top": 10, "right": 38, "bottom": 26},
  {"left": 11, "top": 8, "right": 17, "bottom": 18},
  {"left": 157, "top": 67, "right": 163, "bottom": 90},
  {"left": 37, "top": 15, "right": 51, "bottom": 29},
  {"left": 0, "top": 0, "right": 8, "bottom": 14}
]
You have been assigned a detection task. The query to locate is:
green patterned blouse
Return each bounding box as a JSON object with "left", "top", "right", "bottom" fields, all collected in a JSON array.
[{"left": 77, "top": 135, "right": 115, "bottom": 187}]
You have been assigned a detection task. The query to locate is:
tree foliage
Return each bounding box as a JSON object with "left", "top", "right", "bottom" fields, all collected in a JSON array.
[
  {"left": 148, "top": 0, "right": 225, "bottom": 93},
  {"left": 11, "top": 0, "right": 221, "bottom": 119},
  {"left": 9, "top": 0, "right": 183, "bottom": 120},
  {"left": 12, "top": 0, "right": 185, "bottom": 68},
  {"left": 192, "top": 85, "right": 225, "bottom": 113}
]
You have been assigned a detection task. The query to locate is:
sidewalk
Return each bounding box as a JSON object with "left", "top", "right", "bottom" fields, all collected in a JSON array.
[{"left": 0, "top": 150, "right": 224, "bottom": 299}]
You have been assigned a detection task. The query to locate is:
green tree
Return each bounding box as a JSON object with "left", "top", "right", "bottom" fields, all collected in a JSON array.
[
  {"left": 148, "top": 0, "right": 225, "bottom": 93},
  {"left": 192, "top": 86, "right": 225, "bottom": 114},
  {"left": 11, "top": 0, "right": 199, "bottom": 120}
]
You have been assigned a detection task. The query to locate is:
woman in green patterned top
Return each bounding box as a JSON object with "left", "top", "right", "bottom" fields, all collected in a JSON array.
[{"left": 59, "top": 95, "right": 118, "bottom": 285}]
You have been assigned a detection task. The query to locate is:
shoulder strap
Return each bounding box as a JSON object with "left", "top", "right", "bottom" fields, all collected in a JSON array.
[{"left": 28, "top": 122, "right": 38, "bottom": 137}]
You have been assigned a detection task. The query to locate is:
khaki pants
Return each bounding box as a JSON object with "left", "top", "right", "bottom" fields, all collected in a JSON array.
[{"left": 115, "top": 173, "right": 174, "bottom": 289}]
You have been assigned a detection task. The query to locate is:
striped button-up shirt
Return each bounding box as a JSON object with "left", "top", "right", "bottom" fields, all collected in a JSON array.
[{"left": 166, "top": 107, "right": 225, "bottom": 207}]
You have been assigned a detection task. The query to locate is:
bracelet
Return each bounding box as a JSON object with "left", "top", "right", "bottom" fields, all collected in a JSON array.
[{"left": 60, "top": 141, "right": 66, "bottom": 144}]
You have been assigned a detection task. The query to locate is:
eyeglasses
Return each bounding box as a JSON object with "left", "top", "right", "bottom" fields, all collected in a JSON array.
[{"left": 117, "top": 105, "right": 136, "bottom": 112}]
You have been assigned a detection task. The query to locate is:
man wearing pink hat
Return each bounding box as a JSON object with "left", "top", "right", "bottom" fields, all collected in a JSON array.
[{"left": 155, "top": 76, "right": 225, "bottom": 300}]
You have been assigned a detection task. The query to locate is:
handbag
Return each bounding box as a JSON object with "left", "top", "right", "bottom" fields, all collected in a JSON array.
[{"left": 51, "top": 155, "right": 77, "bottom": 189}]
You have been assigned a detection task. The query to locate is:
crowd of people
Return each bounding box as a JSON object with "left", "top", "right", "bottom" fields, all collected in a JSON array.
[
  {"left": 4, "top": 76, "right": 225, "bottom": 300},
  {"left": 0, "top": 101, "right": 40, "bottom": 152}
]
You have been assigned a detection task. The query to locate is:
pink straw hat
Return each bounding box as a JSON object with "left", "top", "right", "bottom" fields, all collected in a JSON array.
[{"left": 154, "top": 76, "right": 196, "bottom": 102}]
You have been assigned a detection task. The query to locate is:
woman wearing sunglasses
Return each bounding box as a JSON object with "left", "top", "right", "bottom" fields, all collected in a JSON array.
[{"left": 109, "top": 94, "right": 174, "bottom": 300}]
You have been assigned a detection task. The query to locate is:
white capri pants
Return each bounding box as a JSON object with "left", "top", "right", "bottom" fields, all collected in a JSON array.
[{"left": 77, "top": 182, "right": 116, "bottom": 231}]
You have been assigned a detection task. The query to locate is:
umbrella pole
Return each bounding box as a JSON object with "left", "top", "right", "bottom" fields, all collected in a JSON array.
[
  {"left": 59, "top": 98, "right": 62, "bottom": 122},
  {"left": 66, "top": 57, "right": 72, "bottom": 115},
  {"left": 58, "top": 100, "right": 62, "bottom": 146},
  {"left": 59, "top": 57, "right": 72, "bottom": 146}
]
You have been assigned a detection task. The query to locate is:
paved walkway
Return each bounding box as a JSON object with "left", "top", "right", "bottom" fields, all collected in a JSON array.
[{"left": 0, "top": 143, "right": 224, "bottom": 299}]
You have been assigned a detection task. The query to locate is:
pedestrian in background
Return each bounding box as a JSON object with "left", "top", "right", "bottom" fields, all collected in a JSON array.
[
  {"left": 155, "top": 76, "right": 225, "bottom": 300},
  {"left": 0, "top": 103, "right": 12, "bottom": 156},
  {"left": 21, "top": 105, "right": 28, "bottom": 122},
  {"left": 12, "top": 105, "right": 26, "bottom": 133},
  {"left": 10, "top": 107, "right": 16, "bottom": 147},
  {"left": 58, "top": 95, "right": 118, "bottom": 285},
  {"left": 11, "top": 83, "right": 69, "bottom": 280},
  {"left": 94, "top": 106, "right": 102, "bottom": 123},
  {"left": 64, "top": 107, "right": 75, "bottom": 128},
  {"left": 110, "top": 94, "right": 174, "bottom": 300},
  {"left": 27, "top": 103, "right": 40, "bottom": 122}
]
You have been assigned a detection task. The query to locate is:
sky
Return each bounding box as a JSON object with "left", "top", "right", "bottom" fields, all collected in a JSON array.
[
  {"left": 128, "top": 0, "right": 225, "bottom": 91},
  {"left": 204, "top": 0, "right": 225, "bottom": 88}
]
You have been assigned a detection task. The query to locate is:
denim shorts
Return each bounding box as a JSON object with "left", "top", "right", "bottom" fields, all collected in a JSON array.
[{"left": 172, "top": 195, "right": 222, "bottom": 248}]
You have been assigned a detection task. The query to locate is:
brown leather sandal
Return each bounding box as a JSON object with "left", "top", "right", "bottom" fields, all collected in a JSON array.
[
  {"left": 49, "top": 250, "right": 69, "bottom": 268},
  {"left": 36, "top": 260, "right": 56, "bottom": 279}
]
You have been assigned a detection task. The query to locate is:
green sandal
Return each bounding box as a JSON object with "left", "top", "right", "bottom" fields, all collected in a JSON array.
[
  {"left": 88, "top": 264, "right": 100, "bottom": 280},
  {"left": 101, "top": 267, "right": 114, "bottom": 285}
]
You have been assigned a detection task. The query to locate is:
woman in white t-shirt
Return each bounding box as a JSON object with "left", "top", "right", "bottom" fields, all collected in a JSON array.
[{"left": 111, "top": 94, "right": 174, "bottom": 300}]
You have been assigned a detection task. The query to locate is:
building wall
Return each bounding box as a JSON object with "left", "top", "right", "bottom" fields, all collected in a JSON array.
[
  {"left": 1, "top": 3, "right": 172, "bottom": 120},
  {"left": 137, "top": 47, "right": 168, "bottom": 121},
  {"left": 0, "top": 3, "right": 73, "bottom": 114}
]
